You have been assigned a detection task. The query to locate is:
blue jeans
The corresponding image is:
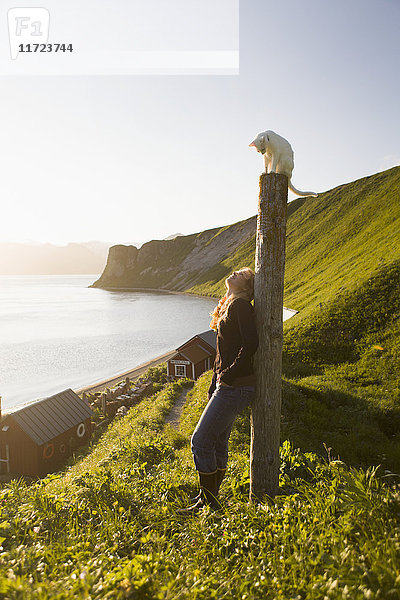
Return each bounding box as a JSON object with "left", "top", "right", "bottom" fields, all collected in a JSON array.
[{"left": 190, "top": 384, "right": 255, "bottom": 473}]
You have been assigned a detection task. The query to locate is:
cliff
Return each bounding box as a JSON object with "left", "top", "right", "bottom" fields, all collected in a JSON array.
[{"left": 90, "top": 217, "right": 256, "bottom": 294}]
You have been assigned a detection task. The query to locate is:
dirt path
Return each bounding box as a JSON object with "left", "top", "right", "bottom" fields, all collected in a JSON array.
[{"left": 164, "top": 388, "right": 190, "bottom": 429}]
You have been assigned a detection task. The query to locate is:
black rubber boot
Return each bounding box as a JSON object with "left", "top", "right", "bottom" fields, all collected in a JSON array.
[
  {"left": 199, "top": 471, "right": 221, "bottom": 509},
  {"left": 177, "top": 471, "right": 220, "bottom": 516},
  {"left": 189, "top": 467, "right": 226, "bottom": 504},
  {"left": 215, "top": 468, "right": 226, "bottom": 494}
]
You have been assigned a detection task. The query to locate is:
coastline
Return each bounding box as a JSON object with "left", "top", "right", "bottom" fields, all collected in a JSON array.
[
  {"left": 74, "top": 349, "right": 176, "bottom": 395},
  {"left": 89, "top": 284, "right": 219, "bottom": 301},
  {"left": 1, "top": 276, "right": 219, "bottom": 410}
]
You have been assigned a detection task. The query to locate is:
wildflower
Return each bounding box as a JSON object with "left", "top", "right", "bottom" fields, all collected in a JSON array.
[{"left": 120, "top": 579, "right": 131, "bottom": 590}]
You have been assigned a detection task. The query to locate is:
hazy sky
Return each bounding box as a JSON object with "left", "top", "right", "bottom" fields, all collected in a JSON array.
[{"left": 0, "top": 0, "right": 399, "bottom": 247}]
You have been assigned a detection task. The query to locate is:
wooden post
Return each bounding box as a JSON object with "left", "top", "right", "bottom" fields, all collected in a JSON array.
[
  {"left": 101, "top": 393, "right": 107, "bottom": 417},
  {"left": 250, "top": 172, "right": 288, "bottom": 501}
]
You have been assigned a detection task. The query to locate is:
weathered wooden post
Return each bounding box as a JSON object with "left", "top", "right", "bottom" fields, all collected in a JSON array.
[
  {"left": 101, "top": 392, "right": 107, "bottom": 417},
  {"left": 250, "top": 172, "right": 288, "bottom": 501}
]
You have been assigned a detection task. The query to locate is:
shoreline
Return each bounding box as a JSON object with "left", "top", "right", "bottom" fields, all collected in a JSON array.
[
  {"left": 89, "top": 284, "right": 219, "bottom": 301},
  {"left": 74, "top": 349, "right": 176, "bottom": 395},
  {"left": 3, "top": 350, "right": 177, "bottom": 414}
]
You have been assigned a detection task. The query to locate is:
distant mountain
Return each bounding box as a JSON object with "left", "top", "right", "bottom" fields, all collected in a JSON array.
[{"left": 0, "top": 240, "right": 112, "bottom": 275}]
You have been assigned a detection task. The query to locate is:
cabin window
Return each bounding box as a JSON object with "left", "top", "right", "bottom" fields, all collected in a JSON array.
[{"left": 175, "top": 364, "right": 186, "bottom": 377}]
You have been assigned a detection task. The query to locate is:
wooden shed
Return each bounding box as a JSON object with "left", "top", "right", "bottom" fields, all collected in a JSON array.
[
  {"left": 0, "top": 388, "right": 93, "bottom": 477},
  {"left": 167, "top": 330, "right": 217, "bottom": 381}
]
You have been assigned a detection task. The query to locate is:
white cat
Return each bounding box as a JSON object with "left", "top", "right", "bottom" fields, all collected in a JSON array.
[{"left": 249, "top": 130, "right": 318, "bottom": 197}]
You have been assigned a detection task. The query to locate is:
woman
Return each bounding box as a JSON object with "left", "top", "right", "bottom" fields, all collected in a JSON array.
[{"left": 178, "top": 267, "right": 259, "bottom": 515}]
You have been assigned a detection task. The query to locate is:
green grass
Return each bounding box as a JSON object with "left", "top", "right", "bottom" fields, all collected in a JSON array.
[
  {"left": 1, "top": 372, "right": 399, "bottom": 599},
  {"left": 284, "top": 260, "right": 400, "bottom": 365},
  {"left": 279, "top": 258, "right": 400, "bottom": 472}
]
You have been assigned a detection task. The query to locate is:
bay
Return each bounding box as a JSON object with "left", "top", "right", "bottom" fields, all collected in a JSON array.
[{"left": 0, "top": 275, "right": 217, "bottom": 411}]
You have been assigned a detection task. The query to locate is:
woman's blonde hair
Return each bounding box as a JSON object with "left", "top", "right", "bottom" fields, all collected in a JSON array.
[{"left": 209, "top": 267, "right": 255, "bottom": 331}]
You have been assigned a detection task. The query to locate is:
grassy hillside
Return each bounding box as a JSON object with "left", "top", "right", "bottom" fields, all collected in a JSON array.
[
  {"left": 187, "top": 166, "right": 400, "bottom": 317},
  {"left": 1, "top": 167, "right": 399, "bottom": 597},
  {"left": 1, "top": 370, "right": 399, "bottom": 598}
]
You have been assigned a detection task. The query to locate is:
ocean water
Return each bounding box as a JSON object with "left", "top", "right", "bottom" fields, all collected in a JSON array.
[{"left": 0, "top": 275, "right": 217, "bottom": 411}]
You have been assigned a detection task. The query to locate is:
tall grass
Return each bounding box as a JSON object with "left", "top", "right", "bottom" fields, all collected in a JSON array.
[{"left": 1, "top": 371, "right": 399, "bottom": 599}]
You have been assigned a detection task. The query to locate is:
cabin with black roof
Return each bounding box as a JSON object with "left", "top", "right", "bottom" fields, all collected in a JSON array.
[
  {"left": 0, "top": 388, "right": 93, "bottom": 477},
  {"left": 167, "top": 330, "right": 217, "bottom": 381}
]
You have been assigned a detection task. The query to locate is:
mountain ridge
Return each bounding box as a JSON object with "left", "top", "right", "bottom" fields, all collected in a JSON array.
[
  {"left": 0, "top": 241, "right": 111, "bottom": 275},
  {"left": 91, "top": 166, "right": 400, "bottom": 328}
]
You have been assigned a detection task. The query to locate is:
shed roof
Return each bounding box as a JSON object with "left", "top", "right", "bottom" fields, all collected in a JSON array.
[
  {"left": 6, "top": 388, "right": 93, "bottom": 446},
  {"left": 197, "top": 330, "right": 217, "bottom": 350},
  {"left": 176, "top": 330, "right": 216, "bottom": 352},
  {"left": 179, "top": 344, "right": 212, "bottom": 364}
]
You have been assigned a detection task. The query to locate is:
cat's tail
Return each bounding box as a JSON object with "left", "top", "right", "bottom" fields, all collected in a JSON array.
[{"left": 288, "top": 179, "right": 318, "bottom": 197}]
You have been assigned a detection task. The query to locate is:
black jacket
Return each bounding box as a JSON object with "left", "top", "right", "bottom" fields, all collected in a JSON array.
[{"left": 208, "top": 297, "right": 259, "bottom": 395}]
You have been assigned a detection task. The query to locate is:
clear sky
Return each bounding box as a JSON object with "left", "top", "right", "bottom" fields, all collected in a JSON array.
[{"left": 0, "top": 0, "right": 399, "bottom": 247}]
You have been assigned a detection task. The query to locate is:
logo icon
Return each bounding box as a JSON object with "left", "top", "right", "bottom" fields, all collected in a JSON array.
[{"left": 7, "top": 7, "right": 50, "bottom": 59}]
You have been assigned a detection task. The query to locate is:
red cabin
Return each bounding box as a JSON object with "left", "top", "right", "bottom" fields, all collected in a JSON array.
[
  {"left": 167, "top": 330, "right": 217, "bottom": 381},
  {"left": 0, "top": 388, "right": 93, "bottom": 478}
]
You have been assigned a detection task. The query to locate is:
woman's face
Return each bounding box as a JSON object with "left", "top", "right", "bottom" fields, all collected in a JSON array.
[{"left": 225, "top": 270, "right": 248, "bottom": 292}]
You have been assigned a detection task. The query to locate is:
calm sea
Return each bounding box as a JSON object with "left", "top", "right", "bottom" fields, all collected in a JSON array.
[{"left": 0, "top": 275, "right": 217, "bottom": 411}]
